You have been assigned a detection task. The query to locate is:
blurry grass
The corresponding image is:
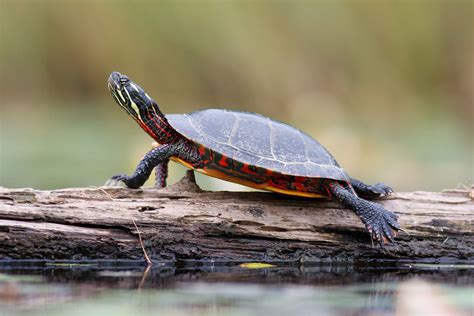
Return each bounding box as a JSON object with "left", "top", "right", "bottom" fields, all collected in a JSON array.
[
  {"left": 0, "top": 1, "right": 472, "bottom": 191},
  {"left": 0, "top": 101, "right": 252, "bottom": 190},
  {"left": 0, "top": 99, "right": 471, "bottom": 191}
]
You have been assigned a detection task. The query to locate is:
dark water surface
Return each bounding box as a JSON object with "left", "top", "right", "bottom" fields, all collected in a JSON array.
[{"left": 0, "top": 261, "right": 472, "bottom": 316}]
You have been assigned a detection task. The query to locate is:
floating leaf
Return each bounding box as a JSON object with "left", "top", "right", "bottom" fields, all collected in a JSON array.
[{"left": 239, "top": 263, "right": 275, "bottom": 269}]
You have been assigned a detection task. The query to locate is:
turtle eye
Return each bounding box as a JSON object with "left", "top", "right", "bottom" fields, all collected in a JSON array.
[{"left": 119, "top": 76, "right": 130, "bottom": 84}]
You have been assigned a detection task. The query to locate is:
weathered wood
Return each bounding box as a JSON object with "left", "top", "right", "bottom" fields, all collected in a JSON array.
[{"left": 0, "top": 175, "right": 472, "bottom": 262}]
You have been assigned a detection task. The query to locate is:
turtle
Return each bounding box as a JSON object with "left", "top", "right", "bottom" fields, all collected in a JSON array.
[{"left": 106, "top": 71, "right": 400, "bottom": 247}]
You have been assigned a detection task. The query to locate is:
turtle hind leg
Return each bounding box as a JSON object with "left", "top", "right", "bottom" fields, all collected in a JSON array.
[
  {"left": 155, "top": 159, "right": 169, "bottom": 189},
  {"left": 350, "top": 178, "right": 393, "bottom": 199},
  {"left": 328, "top": 181, "right": 400, "bottom": 247}
]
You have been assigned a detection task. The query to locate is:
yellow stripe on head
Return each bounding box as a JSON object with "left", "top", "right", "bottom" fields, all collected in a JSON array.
[
  {"left": 116, "top": 88, "right": 127, "bottom": 104},
  {"left": 131, "top": 102, "right": 140, "bottom": 118},
  {"left": 123, "top": 87, "right": 142, "bottom": 120}
]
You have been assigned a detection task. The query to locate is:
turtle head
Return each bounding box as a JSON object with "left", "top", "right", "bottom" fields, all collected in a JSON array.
[
  {"left": 108, "top": 71, "right": 160, "bottom": 122},
  {"left": 108, "top": 72, "right": 174, "bottom": 142}
]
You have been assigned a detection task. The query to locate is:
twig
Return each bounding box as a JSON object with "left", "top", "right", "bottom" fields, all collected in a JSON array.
[
  {"left": 132, "top": 219, "right": 152, "bottom": 266},
  {"left": 88, "top": 186, "right": 114, "bottom": 201},
  {"left": 138, "top": 265, "right": 151, "bottom": 290}
]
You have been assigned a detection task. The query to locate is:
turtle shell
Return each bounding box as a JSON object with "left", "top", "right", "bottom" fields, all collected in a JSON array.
[{"left": 166, "top": 109, "right": 350, "bottom": 181}]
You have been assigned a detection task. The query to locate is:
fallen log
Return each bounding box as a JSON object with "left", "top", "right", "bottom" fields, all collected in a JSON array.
[{"left": 0, "top": 173, "right": 472, "bottom": 263}]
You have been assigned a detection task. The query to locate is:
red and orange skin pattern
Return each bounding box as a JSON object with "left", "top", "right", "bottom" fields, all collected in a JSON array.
[{"left": 178, "top": 144, "right": 351, "bottom": 198}]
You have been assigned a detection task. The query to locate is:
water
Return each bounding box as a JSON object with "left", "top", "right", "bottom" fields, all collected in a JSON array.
[{"left": 0, "top": 262, "right": 472, "bottom": 316}]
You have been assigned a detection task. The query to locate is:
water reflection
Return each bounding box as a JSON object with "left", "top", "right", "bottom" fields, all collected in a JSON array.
[{"left": 0, "top": 262, "right": 472, "bottom": 316}]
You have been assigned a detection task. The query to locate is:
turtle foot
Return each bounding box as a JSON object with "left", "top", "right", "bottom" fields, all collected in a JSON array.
[
  {"left": 367, "top": 183, "right": 393, "bottom": 197},
  {"left": 363, "top": 206, "right": 400, "bottom": 247},
  {"left": 360, "top": 183, "right": 394, "bottom": 199},
  {"left": 329, "top": 181, "right": 400, "bottom": 249},
  {"left": 104, "top": 174, "right": 130, "bottom": 188},
  {"left": 350, "top": 178, "right": 394, "bottom": 200}
]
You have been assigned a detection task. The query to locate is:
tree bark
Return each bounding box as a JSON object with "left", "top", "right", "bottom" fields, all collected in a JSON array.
[{"left": 0, "top": 174, "right": 472, "bottom": 263}]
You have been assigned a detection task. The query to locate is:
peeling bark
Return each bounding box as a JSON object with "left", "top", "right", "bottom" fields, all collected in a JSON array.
[{"left": 0, "top": 175, "right": 472, "bottom": 263}]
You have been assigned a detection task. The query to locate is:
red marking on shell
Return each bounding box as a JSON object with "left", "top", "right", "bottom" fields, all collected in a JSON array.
[
  {"left": 294, "top": 176, "right": 304, "bottom": 185},
  {"left": 219, "top": 156, "right": 229, "bottom": 168},
  {"left": 241, "top": 163, "right": 253, "bottom": 175},
  {"left": 198, "top": 145, "right": 206, "bottom": 155},
  {"left": 265, "top": 169, "right": 274, "bottom": 176},
  {"left": 268, "top": 178, "right": 285, "bottom": 190},
  {"left": 324, "top": 184, "right": 332, "bottom": 197}
]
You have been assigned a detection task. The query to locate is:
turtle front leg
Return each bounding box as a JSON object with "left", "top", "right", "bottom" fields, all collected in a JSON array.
[
  {"left": 350, "top": 178, "right": 393, "bottom": 199},
  {"left": 154, "top": 159, "right": 169, "bottom": 189},
  {"left": 328, "top": 181, "right": 400, "bottom": 247},
  {"left": 105, "top": 144, "right": 176, "bottom": 189}
]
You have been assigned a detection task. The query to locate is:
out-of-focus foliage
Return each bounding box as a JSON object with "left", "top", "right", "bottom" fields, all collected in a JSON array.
[{"left": 1, "top": 1, "right": 472, "bottom": 191}]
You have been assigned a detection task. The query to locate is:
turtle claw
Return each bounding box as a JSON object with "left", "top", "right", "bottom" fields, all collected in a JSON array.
[
  {"left": 104, "top": 174, "right": 129, "bottom": 188},
  {"left": 351, "top": 179, "right": 394, "bottom": 199},
  {"left": 330, "top": 182, "right": 400, "bottom": 250},
  {"left": 376, "top": 183, "right": 394, "bottom": 194},
  {"left": 365, "top": 183, "right": 394, "bottom": 198},
  {"left": 365, "top": 208, "right": 400, "bottom": 249}
]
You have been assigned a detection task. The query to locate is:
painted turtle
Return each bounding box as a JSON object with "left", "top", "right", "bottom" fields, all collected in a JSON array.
[{"left": 106, "top": 72, "right": 400, "bottom": 246}]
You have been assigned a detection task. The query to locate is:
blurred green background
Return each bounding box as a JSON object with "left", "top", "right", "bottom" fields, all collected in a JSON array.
[{"left": 0, "top": 0, "right": 472, "bottom": 192}]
